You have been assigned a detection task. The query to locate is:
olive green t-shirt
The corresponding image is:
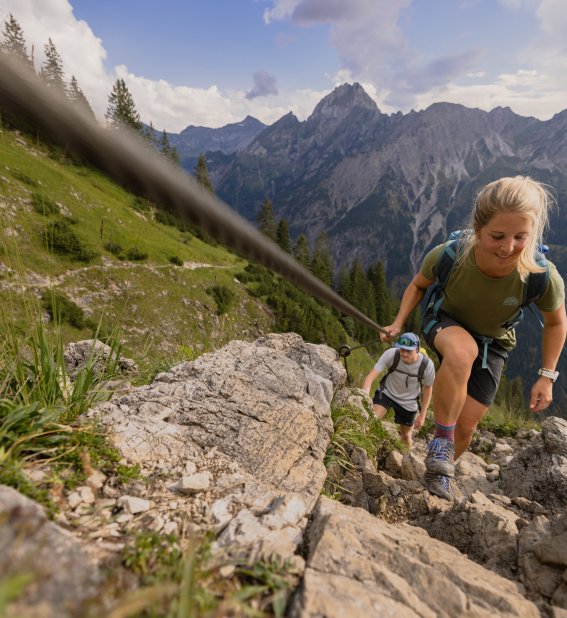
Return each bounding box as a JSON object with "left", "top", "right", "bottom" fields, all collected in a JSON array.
[{"left": 421, "top": 243, "right": 565, "bottom": 350}]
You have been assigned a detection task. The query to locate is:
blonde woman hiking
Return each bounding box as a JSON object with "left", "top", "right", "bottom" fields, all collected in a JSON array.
[{"left": 382, "top": 176, "right": 566, "bottom": 500}]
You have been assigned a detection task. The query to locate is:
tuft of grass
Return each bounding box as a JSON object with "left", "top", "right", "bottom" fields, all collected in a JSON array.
[
  {"left": 323, "top": 403, "right": 403, "bottom": 499},
  {"left": 116, "top": 530, "right": 299, "bottom": 618},
  {"left": 0, "top": 318, "right": 138, "bottom": 507},
  {"left": 479, "top": 404, "right": 539, "bottom": 438}
]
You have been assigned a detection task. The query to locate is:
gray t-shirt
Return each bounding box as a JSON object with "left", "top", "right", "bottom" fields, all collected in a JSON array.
[{"left": 374, "top": 348, "right": 435, "bottom": 411}]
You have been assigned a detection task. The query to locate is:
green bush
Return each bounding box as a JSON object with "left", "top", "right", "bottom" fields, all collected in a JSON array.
[
  {"left": 44, "top": 219, "right": 98, "bottom": 262},
  {"left": 126, "top": 246, "right": 148, "bottom": 261},
  {"left": 131, "top": 196, "right": 152, "bottom": 212},
  {"left": 169, "top": 255, "right": 183, "bottom": 266},
  {"left": 11, "top": 169, "right": 38, "bottom": 186},
  {"left": 31, "top": 192, "right": 59, "bottom": 216},
  {"left": 207, "top": 284, "right": 235, "bottom": 316},
  {"left": 103, "top": 240, "right": 123, "bottom": 255},
  {"left": 41, "top": 290, "right": 85, "bottom": 329},
  {"left": 155, "top": 208, "right": 191, "bottom": 233}
]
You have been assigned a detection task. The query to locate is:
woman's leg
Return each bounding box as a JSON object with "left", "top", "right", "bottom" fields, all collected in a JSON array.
[
  {"left": 454, "top": 395, "right": 489, "bottom": 459},
  {"left": 432, "top": 326, "right": 479, "bottom": 426}
]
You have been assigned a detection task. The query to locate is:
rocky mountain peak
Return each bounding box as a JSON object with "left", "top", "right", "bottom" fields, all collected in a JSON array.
[{"left": 309, "top": 82, "right": 379, "bottom": 122}]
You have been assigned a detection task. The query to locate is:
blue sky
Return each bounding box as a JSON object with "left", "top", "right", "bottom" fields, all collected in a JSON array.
[{"left": 1, "top": 1, "right": 566, "bottom": 131}]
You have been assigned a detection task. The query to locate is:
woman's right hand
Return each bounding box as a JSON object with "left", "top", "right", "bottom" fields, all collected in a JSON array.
[{"left": 380, "top": 324, "right": 402, "bottom": 342}]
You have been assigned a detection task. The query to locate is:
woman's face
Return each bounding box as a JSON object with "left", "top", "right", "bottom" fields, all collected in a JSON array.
[{"left": 476, "top": 212, "right": 533, "bottom": 271}]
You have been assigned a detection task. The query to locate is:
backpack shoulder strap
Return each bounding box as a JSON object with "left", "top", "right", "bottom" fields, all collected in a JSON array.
[
  {"left": 417, "top": 355, "right": 429, "bottom": 385},
  {"left": 500, "top": 252, "right": 549, "bottom": 331},
  {"left": 523, "top": 252, "right": 549, "bottom": 306},
  {"left": 379, "top": 349, "right": 400, "bottom": 389},
  {"left": 435, "top": 239, "right": 460, "bottom": 288}
]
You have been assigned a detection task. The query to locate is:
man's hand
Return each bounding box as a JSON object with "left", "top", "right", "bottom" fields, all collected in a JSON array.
[{"left": 413, "top": 412, "right": 426, "bottom": 431}]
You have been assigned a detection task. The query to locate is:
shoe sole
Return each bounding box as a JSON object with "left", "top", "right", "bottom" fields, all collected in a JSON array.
[
  {"left": 424, "top": 460, "right": 455, "bottom": 477},
  {"left": 427, "top": 485, "right": 453, "bottom": 501},
  {"left": 424, "top": 475, "right": 454, "bottom": 501}
]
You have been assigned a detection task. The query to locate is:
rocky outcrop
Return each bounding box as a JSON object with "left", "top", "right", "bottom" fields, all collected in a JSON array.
[
  {"left": 3, "top": 333, "right": 567, "bottom": 616},
  {"left": 500, "top": 416, "right": 567, "bottom": 508},
  {"left": 289, "top": 496, "right": 539, "bottom": 618},
  {"left": 0, "top": 486, "right": 104, "bottom": 618}
]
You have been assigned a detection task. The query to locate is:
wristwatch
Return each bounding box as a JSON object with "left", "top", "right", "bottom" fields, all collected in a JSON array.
[{"left": 537, "top": 368, "right": 559, "bottom": 382}]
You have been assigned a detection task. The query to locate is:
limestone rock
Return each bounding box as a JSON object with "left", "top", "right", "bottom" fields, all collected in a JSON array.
[
  {"left": 501, "top": 417, "right": 567, "bottom": 508},
  {"left": 290, "top": 496, "right": 539, "bottom": 617},
  {"left": 0, "top": 485, "right": 104, "bottom": 618}
]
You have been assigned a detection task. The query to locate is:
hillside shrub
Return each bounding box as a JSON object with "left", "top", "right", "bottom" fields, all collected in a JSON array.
[
  {"left": 126, "top": 246, "right": 148, "bottom": 261},
  {"left": 155, "top": 208, "right": 191, "bottom": 233},
  {"left": 131, "top": 196, "right": 152, "bottom": 212},
  {"left": 11, "top": 169, "right": 38, "bottom": 186},
  {"left": 235, "top": 263, "right": 348, "bottom": 349},
  {"left": 44, "top": 219, "right": 98, "bottom": 262},
  {"left": 103, "top": 240, "right": 123, "bottom": 255},
  {"left": 207, "top": 284, "right": 235, "bottom": 315},
  {"left": 41, "top": 290, "right": 85, "bottom": 329},
  {"left": 31, "top": 192, "right": 59, "bottom": 216},
  {"left": 169, "top": 255, "right": 183, "bottom": 266}
]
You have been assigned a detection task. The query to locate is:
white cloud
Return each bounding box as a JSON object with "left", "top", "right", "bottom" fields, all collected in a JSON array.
[{"left": 0, "top": 0, "right": 327, "bottom": 131}]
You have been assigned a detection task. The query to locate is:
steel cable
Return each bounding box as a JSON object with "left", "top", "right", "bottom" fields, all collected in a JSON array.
[{"left": 0, "top": 54, "right": 388, "bottom": 337}]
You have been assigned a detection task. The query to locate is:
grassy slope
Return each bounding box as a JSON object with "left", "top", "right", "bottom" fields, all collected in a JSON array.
[{"left": 0, "top": 128, "right": 273, "bottom": 374}]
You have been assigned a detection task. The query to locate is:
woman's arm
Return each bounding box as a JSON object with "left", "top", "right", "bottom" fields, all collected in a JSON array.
[
  {"left": 381, "top": 272, "right": 435, "bottom": 340},
  {"left": 529, "top": 303, "right": 567, "bottom": 412}
]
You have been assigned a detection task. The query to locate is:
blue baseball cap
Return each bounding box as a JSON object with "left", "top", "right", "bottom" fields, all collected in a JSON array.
[{"left": 394, "top": 332, "right": 419, "bottom": 350}]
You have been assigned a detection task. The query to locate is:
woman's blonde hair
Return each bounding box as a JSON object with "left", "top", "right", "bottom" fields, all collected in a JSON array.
[{"left": 458, "top": 176, "right": 553, "bottom": 281}]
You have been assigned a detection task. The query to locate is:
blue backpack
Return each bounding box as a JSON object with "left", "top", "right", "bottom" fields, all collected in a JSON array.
[{"left": 422, "top": 229, "right": 549, "bottom": 366}]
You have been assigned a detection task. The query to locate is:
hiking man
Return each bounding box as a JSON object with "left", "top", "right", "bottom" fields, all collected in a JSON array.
[
  {"left": 362, "top": 332, "right": 435, "bottom": 449},
  {"left": 381, "top": 176, "right": 566, "bottom": 501}
]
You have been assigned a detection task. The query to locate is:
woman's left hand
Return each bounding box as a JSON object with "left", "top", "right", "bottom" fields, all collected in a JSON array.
[{"left": 529, "top": 377, "right": 554, "bottom": 412}]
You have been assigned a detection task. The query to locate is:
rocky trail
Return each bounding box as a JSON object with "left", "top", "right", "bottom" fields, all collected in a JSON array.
[{"left": 2, "top": 333, "right": 567, "bottom": 617}]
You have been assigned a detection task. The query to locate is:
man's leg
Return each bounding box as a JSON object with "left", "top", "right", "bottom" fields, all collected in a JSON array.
[
  {"left": 399, "top": 423, "right": 413, "bottom": 449},
  {"left": 373, "top": 404, "right": 387, "bottom": 419}
]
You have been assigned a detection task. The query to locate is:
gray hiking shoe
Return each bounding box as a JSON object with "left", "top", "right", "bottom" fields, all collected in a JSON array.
[
  {"left": 424, "top": 471, "right": 454, "bottom": 501},
  {"left": 424, "top": 437, "right": 455, "bottom": 477}
]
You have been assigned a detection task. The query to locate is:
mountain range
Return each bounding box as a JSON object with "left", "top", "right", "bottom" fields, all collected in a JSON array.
[{"left": 168, "top": 83, "right": 567, "bottom": 293}]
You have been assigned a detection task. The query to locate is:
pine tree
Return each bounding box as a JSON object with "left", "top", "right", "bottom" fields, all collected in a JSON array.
[
  {"left": 310, "top": 231, "right": 333, "bottom": 287},
  {"left": 195, "top": 154, "right": 213, "bottom": 192},
  {"left": 257, "top": 197, "right": 276, "bottom": 241},
  {"left": 67, "top": 75, "right": 95, "bottom": 119},
  {"left": 160, "top": 130, "right": 172, "bottom": 158},
  {"left": 105, "top": 78, "right": 143, "bottom": 132},
  {"left": 170, "top": 145, "right": 180, "bottom": 165},
  {"left": 276, "top": 217, "right": 291, "bottom": 253},
  {"left": 157, "top": 130, "right": 179, "bottom": 164},
  {"left": 367, "top": 261, "right": 393, "bottom": 326},
  {"left": 341, "top": 258, "right": 376, "bottom": 342},
  {"left": 294, "top": 234, "right": 310, "bottom": 268},
  {"left": 40, "top": 38, "right": 65, "bottom": 91},
  {"left": 0, "top": 14, "right": 32, "bottom": 67}
]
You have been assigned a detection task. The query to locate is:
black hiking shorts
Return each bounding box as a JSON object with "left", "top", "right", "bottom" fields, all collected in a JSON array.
[
  {"left": 422, "top": 311, "right": 508, "bottom": 407},
  {"left": 372, "top": 390, "right": 418, "bottom": 426}
]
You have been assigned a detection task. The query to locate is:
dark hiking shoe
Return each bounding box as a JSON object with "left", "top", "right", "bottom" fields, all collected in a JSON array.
[
  {"left": 424, "top": 471, "right": 454, "bottom": 501},
  {"left": 424, "top": 437, "right": 455, "bottom": 477}
]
